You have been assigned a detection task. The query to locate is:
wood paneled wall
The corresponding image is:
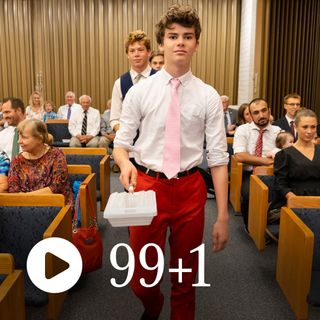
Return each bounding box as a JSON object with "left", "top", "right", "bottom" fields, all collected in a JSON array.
[
  {"left": 0, "top": 0, "right": 241, "bottom": 110},
  {"left": 266, "top": 0, "right": 320, "bottom": 120}
]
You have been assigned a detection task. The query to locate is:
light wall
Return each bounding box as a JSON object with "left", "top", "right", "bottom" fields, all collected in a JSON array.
[{"left": 0, "top": 0, "right": 241, "bottom": 110}]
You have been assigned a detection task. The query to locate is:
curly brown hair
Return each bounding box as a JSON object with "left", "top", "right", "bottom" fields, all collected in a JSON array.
[{"left": 155, "top": 4, "right": 201, "bottom": 45}]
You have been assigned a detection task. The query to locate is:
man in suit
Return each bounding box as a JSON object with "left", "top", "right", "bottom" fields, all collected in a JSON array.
[
  {"left": 273, "top": 93, "right": 301, "bottom": 140},
  {"left": 221, "top": 95, "right": 237, "bottom": 136}
]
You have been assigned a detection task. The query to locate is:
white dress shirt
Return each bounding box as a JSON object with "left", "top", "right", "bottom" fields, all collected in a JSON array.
[
  {"left": 68, "top": 107, "right": 101, "bottom": 137},
  {"left": 114, "top": 68, "right": 229, "bottom": 172},
  {"left": 57, "top": 103, "right": 81, "bottom": 119},
  {"left": 233, "top": 122, "right": 281, "bottom": 171},
  {"left": 0, "top": 126, "right": 21, "bottom": 160},
  {"left": 110, "top": 65, "right": 153, "bottom": 130}
]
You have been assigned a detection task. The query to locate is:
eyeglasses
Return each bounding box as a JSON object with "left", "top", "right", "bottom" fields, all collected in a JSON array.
[{"left": 285, "top": 103, "right": 301, "bottom": 107}]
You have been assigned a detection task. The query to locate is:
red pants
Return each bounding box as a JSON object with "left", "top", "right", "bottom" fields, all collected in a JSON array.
[{"left": 129, "top": 170, "right": 207, "bottom": 320}]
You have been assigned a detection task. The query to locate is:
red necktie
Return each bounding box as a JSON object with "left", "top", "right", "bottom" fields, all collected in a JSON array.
[
  {"left": 255, "top": 128, "right": 264, "bottom": 157},
  {"left": 290, "top": 121, "right": 295, "bottom": 137},
  {"left": 162, "top": 78, "right": 181, "bottom": 179}
]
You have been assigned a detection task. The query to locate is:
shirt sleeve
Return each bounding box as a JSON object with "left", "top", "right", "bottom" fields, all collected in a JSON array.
[
  {"left": 0, "top": 151, "right": 10, "bottom": 176},
  {"left": 68, "top": 113, "right": 79, "bottom": 137},
  {"left": 233, "top": 124, "right": 250, "bottom": 154},
  {"left": 205, "top": 90, "right": 229, "bottom": 167},
  {"left": 274, "top": 149, "right": 291, "bottom": 197},
  {"left": 87, "top": 110, "right": 101, "bottom": 137},
  {"left": 110, "top": 79, "right": 122, "bottom": 130},
  {"left": 48, "top": 149, "right": 70, "bottom": 194},
  {"left": 113, "top": 86, "right": 141, "bottom": 151}
]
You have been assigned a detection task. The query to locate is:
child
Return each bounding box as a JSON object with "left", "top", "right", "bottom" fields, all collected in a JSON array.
[
  {"left": 267, "top": 131, "right": 294, "bottom": 159},
  {"left": 43, "top": 100, "right": 57, "bottom": 122}
]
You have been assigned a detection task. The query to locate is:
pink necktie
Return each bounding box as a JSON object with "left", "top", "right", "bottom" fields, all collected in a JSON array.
[{"left": 162, "top": 78, "right": 181, "bottom": 179}]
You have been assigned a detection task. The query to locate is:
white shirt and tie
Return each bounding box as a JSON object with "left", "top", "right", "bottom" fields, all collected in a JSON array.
[
  {"left": 110, "top": 65, "right": 153, "bottom": 131},
  {"left": 114, "top": 68, "right": 229, "bottom": 173},
  {"left": 57, "top": 103, "right": 81, "bottom": 119}
]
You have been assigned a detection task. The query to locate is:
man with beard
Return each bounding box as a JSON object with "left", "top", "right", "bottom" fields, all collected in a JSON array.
[
  {"left": 0, "top": 97, "right": 25, "bottom": 160},
  {"left": 233, "top": 98, "right": 281, "bottom": 231}
]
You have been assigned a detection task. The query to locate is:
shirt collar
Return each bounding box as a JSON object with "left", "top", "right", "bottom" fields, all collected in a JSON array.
[
  {"left": 249, "top": 121, "right": 271, "bottom": 132},
  {"left": 285, "top": 114, "right": 295, "bottom": 124},
  {"left": 160, "top": 68, "right": 193, "bottom": 86},
  {"left": 130, "top": 65, "right": 152, "bottom": 79}
]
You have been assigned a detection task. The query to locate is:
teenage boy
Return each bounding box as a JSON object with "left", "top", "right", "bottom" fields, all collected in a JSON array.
[
  {"left": 113, "top": 5, "right": 229, "bottom": 320},
  {"left": 110, "top": 30, "right": 156, "bottom": 132}
]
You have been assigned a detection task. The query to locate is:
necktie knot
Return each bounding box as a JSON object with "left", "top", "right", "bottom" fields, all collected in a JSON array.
[
  {"left": 135, "top": 74, "right": 142, "bottom": 83},
  {"left": 171, "top": 78, "right": 180, "bottom": 90}
]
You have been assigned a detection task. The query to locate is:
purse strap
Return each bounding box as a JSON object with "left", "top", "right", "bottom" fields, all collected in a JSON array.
[{"left": 72, "top": 181, "right": 97, "bottom": 228}]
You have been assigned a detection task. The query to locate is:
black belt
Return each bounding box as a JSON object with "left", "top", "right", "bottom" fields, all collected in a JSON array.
[{"left": 132, "top": 160, "right": 198, "bottom": 179}]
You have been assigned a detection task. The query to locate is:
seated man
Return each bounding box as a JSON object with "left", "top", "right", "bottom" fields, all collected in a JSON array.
[
  {"left": 233, "top": 98, "right": 281, "bottom": 231},
  {"left": 273, "top": 93, "right": 301, "bottom": 140},
  {"left": 57, "top": 91, "right": 81, "bottom": 120},
  {"left": 221, "top": 95, "right": 237, "bottom": 136},
  {"left": 68, "top": 95, "right": 100, "bottom": 147}
]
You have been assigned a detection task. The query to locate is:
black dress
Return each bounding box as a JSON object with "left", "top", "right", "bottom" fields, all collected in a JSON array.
[{"left": 272, "top": 145, "right": 320, "bottom": 208}]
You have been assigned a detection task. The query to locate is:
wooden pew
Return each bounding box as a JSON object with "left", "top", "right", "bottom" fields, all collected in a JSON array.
[
  {"left": 61, "top": 148, "right": 110, "bottom": 210},
  {"left": 276, "top": 196, "right": 320, "bottom": 320},
  {"left": 0, "top": 194, "right": 72, "bottom": 320},
  {"left": 248, "top": 166, "right": 274, "bottom": 251},
  {"left": 0, "top": 254, "right": 25, "bottom": 320}
]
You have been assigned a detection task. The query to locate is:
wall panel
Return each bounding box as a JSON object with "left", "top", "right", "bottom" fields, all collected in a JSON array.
[
  {"left": 0, "top": 0, "right": 241, "bottom": 110},
  {"left": 267, "top": 0, "right": 320, "bottom": 119}
]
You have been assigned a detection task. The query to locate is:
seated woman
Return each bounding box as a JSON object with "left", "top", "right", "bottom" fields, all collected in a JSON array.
[
  {"left": 8, "top": 118, "right": 73, "bottom": 205},
  {"left": 272, "top": 109, "right": 320, "bottom": 209}
]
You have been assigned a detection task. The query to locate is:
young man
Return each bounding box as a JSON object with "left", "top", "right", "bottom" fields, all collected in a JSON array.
[
  {"left": 149, "top": 50, "right": 165, "bottom": 70},
  {"left": 113, "top": 5, "right": 229, "bottom": 320},
  {"left": 273, "top": 93, "right": 301, "bottom": 140},
  {"left": 110, "top": 30, "right": 156, "bottom": 132}
]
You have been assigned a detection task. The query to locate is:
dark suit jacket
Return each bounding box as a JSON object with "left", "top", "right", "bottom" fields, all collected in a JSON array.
[
  {"left": 273, "top": 117, "right": 290, "bottom": 132},
  {"left": 273, "top": 116, "right": 298, "bottom": 141}
]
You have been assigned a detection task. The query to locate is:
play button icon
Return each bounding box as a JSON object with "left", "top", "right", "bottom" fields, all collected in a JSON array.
[{"left": 27, "top": 237, "right": 82, "bottom": 293}]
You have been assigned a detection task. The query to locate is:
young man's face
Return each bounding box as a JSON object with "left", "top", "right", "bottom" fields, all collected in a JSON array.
[
  {"left": 284, "top": 97, "right": 301, "bottom": 119},
  {"left": 127, "top": 42, "right": 150, "bottom": 71},
  {"left": 160, "top": 23, "right": 199, "bottom": 68}
]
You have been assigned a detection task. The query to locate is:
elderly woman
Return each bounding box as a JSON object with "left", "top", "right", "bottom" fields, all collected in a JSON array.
[
  {"left": 8, "top": 118, "right": 73, "bottom": 205},
  {"left": 272, "top": 109, "right": 320, "bottom": 209}
]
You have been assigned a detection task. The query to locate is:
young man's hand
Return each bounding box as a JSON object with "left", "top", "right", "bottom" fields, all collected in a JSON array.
[
  {"left": 119, "top": 160, "right": 138, "bottom": 191},
  {"left": 211, "top": 219, "right": 228, "bottom": 252}
]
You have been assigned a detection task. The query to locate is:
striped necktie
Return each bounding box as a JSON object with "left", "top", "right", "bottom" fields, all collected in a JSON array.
[
  {"left": 255, "top": 128, "right": 265, "bottom": 157},
  {"left": 81, "top": 111, "right": 87, "bottom": 135}
]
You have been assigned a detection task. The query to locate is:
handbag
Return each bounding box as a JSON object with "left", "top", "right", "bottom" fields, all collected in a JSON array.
[{"left": 72, "top": 182, "right": 103, "bottom": 273}]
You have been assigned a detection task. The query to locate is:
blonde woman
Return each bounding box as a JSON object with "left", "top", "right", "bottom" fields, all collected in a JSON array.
[{"left": 26, "top": 91, "right": 45, "bottom": 121}]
